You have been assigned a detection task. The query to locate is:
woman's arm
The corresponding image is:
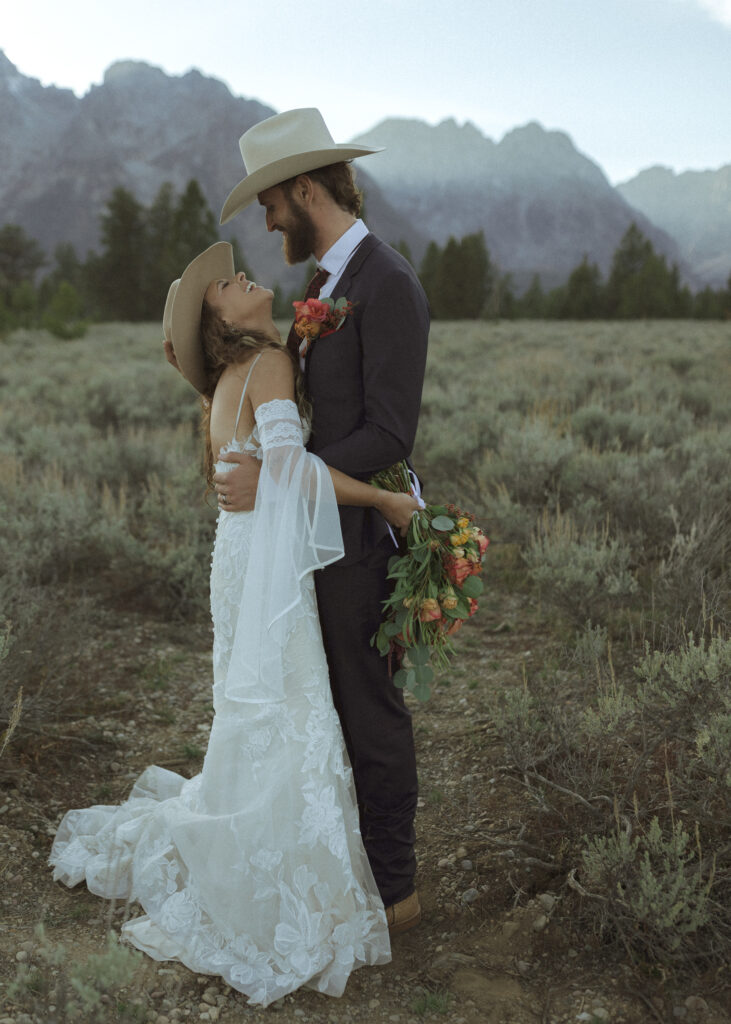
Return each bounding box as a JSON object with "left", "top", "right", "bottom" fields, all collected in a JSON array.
[{"left": 217, "top": 349, "right": 419, "bottom": 531}]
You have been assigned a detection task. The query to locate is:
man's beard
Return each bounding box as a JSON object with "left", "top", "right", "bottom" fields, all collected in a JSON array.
[{"left": 282, "top": 198, "right": 317, "bottom": 265}]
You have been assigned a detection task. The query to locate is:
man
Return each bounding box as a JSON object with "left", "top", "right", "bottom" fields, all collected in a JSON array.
[{"left": 207, "top": 108, "right": 428, "bottom": 933}]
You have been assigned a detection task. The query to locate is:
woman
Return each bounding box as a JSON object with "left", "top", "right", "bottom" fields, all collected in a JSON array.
[{"left": 49, "top": 243, "right": 419, "bottom": 1006}]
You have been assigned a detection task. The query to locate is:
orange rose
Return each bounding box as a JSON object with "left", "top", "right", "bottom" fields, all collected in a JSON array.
[
  {"left": 444, "top": 555, "right": 472, "bottom": 587},
  {"left": 293, "top": 298, "right": 330, "bottom": 322},
  {"left": 420, "top": 598, "right": 443, "bottom": 622}
]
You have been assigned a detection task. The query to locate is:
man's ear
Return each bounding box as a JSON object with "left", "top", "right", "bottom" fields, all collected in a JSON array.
[{"left": 294, "top": 174, "right": 315, "bottom": 205}]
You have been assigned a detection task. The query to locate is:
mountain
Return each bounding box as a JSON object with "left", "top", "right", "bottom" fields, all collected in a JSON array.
[
  {"left": 351, "top": 118, "right": 685, "bottom": 289},
  {"left": 0, "top": 53, "right": 425, "bottom": 292},
  {"left": 617, "top": 165, "right": 731, "bottom": 287},
  {"left": 0, "top": 52, "right": 722, "bottom": 292}
]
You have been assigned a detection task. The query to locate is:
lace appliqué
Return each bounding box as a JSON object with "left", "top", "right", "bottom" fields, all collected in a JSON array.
[{"left": 49, "top": 399, "right": 387, "bottom": 1005}]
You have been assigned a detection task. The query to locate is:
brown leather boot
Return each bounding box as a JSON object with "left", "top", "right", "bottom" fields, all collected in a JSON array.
[{"left": 385, "top": 890, "right": 421, "bottom": 935}]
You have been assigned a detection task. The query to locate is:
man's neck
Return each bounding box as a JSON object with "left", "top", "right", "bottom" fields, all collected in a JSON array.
[{"left": 313, "top": 210, "right": 357, "bottom": 262}]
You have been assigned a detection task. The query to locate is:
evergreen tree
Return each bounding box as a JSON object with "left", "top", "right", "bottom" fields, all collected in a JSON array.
[
  {"left": 605, "top": 223, "right": 683, "bottom": 318},
  {"left": 0, "top": 224, "right": 46, "bottom": 303},
  {"left": 432, "top": 236, "right": 462, "bottom": 317},
  {"left": 418, "top": 240, "right": 442, "bottom": 309},
  {"left": 88, "top": 187, "right": 148, "bottom": 320},
  {"left": 172, "top": 179, "right": 219, "bottom": 269},
  {"left": 392, "top": 240, "right": 414, "bottom": 266},
  {"left": 519, "top": 274, "right": 545, "bottom": 318},
  {"left": 560, "top": 257, "right": 604, "bottom": 318},
  {"left": 39, "top": 243, "right": 87, "bottom": 313},
  {"left": 229, "top": 237, "right": 254, "bottom": 282},
  {"left": 141, "top": 182, "right": 179, "bottom": 318}
]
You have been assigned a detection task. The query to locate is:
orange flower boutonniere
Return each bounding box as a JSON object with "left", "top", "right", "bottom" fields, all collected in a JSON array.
[{"left": 292, "top": 296, "right": 354, "bottom": 357}]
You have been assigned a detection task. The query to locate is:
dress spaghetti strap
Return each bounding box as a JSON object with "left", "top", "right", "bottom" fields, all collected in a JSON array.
[{"left": 232, "top": 352, "right": 264, "bottom": 440}]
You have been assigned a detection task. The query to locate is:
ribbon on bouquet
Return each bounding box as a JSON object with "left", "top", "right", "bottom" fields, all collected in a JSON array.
[{"left": 385, "top": 467, "right": 426, "bottom": 548}]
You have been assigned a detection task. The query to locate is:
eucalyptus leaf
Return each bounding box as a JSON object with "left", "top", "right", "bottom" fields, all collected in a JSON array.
[
  {"left": 393, "top": 668, "right": 408, "bottom": 689},
  {"left": 387, "top": 555, "right": 402, "bottom": 573},
  {"left": 407, "top": 644, "right": 431, "bottom": 667},
  {"left": 461, "top": 576, "right": 484, "bottom": 598},
  {"left": 430, "top": 515, "right": 455, "bottom": 532},
  {"left": 414, "top": 664, "right": 434, "bottom": 685},
  {"left": 384, "top": 621, "right": 402, "bottom": 638},
  {"left": 376, "top": 631, "right": 391, "bottom": 656},
  {"left": 412, "top": 682, "right": 431, "bottom": 702}
]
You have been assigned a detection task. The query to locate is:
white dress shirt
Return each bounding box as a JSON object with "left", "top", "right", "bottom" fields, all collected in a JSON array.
[{"left": 298, "top": 219, "right": 369, "bottom": 366}]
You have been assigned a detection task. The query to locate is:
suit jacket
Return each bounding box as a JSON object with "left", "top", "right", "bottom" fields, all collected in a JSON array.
[{"left": 304, "top": 233, "right": 430, "bottom": 566}]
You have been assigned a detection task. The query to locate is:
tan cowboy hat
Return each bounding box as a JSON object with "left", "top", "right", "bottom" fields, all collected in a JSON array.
[
  {"left": 219, "top": 107, "right": 384, "bottom": 225},
  {"left": 162, "top": 242, "right": 235, "bottom": 393}
]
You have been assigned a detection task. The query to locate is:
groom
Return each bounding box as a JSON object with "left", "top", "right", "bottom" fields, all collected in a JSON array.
[{"left": 215, "top": 109, "right": 429, "bottom": 933}]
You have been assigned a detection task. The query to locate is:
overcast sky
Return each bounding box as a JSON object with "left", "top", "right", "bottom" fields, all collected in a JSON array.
[{"left": 4, "top": 0, "right": 730, "bottom": 183}]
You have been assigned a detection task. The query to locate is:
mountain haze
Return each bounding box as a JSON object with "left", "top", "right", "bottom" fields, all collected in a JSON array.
[
  {"left": 352, "top": 118, "right": 684, "bottom": 288},
  {"left": 0, "top": 51, "right": 724, "bottom": 292},
  {"left": 617, "top": 165, "right": 731, "bottom": 286}
]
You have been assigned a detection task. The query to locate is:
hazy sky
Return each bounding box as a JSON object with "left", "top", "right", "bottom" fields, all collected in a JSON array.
[{"left": 4, "top": 0, "right": 730, "bottom": 183}]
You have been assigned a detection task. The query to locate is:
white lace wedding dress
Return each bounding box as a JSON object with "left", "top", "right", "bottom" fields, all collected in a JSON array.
[{"left": 49, "top": 360, "right": 391, "bottom": 1006}]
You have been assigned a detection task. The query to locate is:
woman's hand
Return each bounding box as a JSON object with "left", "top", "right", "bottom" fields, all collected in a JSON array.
[{"left": 373, "top": 490, "right": 421, "bottom": 536}]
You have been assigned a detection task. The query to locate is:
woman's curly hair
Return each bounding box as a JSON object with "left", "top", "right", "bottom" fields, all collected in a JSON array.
[{"left": 198, "top": 301, "right": 311, "bottom": 489}]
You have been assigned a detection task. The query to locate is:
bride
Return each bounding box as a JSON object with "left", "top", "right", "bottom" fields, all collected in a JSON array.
[{"left": 49, "top": 242, "right": 419, "bottom": 1006}]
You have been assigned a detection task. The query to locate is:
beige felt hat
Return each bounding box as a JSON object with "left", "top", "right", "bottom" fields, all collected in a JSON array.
[
  {"left": 220, "top": 107, "right": 383, "bottom": 225},
  {"left": 162, "top": 242, "right": 235, "bottom": 393}
]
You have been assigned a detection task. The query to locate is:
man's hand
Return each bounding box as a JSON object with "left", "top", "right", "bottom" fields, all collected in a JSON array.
[
  {"left": 163, "top": 338, "right": 180, "bottom": 372},
  {"left": 213, "top": 451, "right": 261, "bottom": 511},
  {"left": 375, "top": 491, "right": 421, "bottom": 537}
]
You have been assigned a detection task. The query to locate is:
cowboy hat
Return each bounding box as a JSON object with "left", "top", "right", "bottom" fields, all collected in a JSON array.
[
  {"left": 219, "top": 107, "right": 384, "bottom": 225},
  {"left": 162, "top": 242, "right": 235, "bottom": 393}
]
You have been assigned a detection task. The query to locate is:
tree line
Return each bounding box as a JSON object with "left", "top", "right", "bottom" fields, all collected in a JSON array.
[{"left": 1, "top": 181, "right": 729, "bottom": 338}]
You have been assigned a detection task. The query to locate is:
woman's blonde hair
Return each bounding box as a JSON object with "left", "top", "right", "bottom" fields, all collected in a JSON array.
[{"left": 198, "top": 300, "right": 311, "bottom": 489}]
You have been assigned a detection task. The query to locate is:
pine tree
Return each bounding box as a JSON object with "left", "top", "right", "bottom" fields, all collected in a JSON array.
[
  {"left": 520, "top": 274, "right": 545, "bottom": 318},
  {"left": 418, "top": 241, "right": 442, "bottom": 309},
  {"left": 172, "top": 180, "right": 219, "bottom": 269},
  {"left": 561, "top": 257, "right": 604, "bottom": 318},
  {"left": 0, "top": 224, "right": 46, "bottom": 303},
  {"left": 88, "top": 187, "right": 147, "bottom": 320}
]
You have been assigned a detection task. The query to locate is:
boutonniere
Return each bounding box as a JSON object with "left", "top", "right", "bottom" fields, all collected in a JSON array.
[{"left": 292, "top": 296, "right": 354, "bottom": 357}]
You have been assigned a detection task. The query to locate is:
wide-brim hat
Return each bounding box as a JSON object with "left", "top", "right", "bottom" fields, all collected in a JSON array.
[
  {"left": 220, "top": 107, "right": 383, "bottom": 225},
  {"left": 162, "top": 242, "right": 235, "bottom": 393}
]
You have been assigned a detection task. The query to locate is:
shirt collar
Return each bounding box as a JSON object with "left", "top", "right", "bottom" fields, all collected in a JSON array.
[{"left": 318, "top": 219, "right": 369, "bottom": 276}]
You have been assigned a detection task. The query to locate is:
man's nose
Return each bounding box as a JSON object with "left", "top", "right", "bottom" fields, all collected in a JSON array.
[{"left": 235, "top": 271, "right": 248, "bottom": 283}]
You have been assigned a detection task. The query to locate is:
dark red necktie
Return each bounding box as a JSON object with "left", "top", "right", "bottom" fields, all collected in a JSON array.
[{"left": 286, "top": 267, "right": 330, "bottom": 362}]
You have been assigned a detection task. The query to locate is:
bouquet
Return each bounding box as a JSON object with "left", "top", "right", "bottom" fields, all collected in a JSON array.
[
  {"left": 292, "top": 296, "right": 354, "bottom": 357},
  {"left": 369, "top": 461, "right": 489, "bottom": 701}
]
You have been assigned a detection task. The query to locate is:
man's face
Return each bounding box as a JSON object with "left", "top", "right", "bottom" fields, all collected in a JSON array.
[{"left": 258, "top": 184, "right": 316, "bottom": 266}]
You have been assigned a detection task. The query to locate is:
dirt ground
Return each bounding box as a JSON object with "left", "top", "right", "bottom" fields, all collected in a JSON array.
[{"left": 0, "top": 594, "right": 727, "bottom": 1024}]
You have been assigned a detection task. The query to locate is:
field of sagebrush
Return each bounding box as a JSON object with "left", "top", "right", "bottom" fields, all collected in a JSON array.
[{"left": 1, "top": 320, "right": 729, "bottom": 1023}]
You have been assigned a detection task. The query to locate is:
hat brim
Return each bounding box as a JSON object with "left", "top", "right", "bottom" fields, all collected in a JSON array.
[
  {"left": 219, "top": 144, "right": 384, "bottom": 225},
  {"left": 167, "top": 242, "right": 235, "bottom": 393}
]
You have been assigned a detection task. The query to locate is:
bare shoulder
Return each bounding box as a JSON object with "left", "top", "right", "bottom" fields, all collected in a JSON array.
[{"left": 248, "top": 347, "right": 295, "bottom": 407}]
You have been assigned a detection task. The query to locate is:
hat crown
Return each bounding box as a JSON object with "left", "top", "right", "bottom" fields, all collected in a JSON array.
[{"left": 239, "top": 108, "right": 335, "bottom": 175}]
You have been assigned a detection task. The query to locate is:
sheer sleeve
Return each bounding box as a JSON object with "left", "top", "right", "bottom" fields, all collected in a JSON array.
[{"left": 223, "top": 399, "right": 344, "bottom": 704}]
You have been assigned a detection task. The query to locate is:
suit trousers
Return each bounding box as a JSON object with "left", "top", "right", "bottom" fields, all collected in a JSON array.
[{"left": 315, "top": 536, "right": 418, "bottom": 907}]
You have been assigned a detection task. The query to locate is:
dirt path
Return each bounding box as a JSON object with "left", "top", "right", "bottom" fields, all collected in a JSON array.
[{"left": 0, "top": 603, "right": 725, "bottom": 1024}]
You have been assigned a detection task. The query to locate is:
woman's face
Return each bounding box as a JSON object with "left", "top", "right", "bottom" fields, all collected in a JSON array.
[{"left": 204, "top": 272, "right": 274, "bottom": 328}]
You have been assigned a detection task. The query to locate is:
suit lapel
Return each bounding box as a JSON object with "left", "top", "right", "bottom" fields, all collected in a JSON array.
[{"left": 304, "top": 233, "right": 380, "bottom": 378}]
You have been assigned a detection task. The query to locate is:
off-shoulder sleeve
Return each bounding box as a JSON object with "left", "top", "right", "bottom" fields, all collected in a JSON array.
[{"left": 223, "top": 399, "right": 344, "bottom": 704}]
